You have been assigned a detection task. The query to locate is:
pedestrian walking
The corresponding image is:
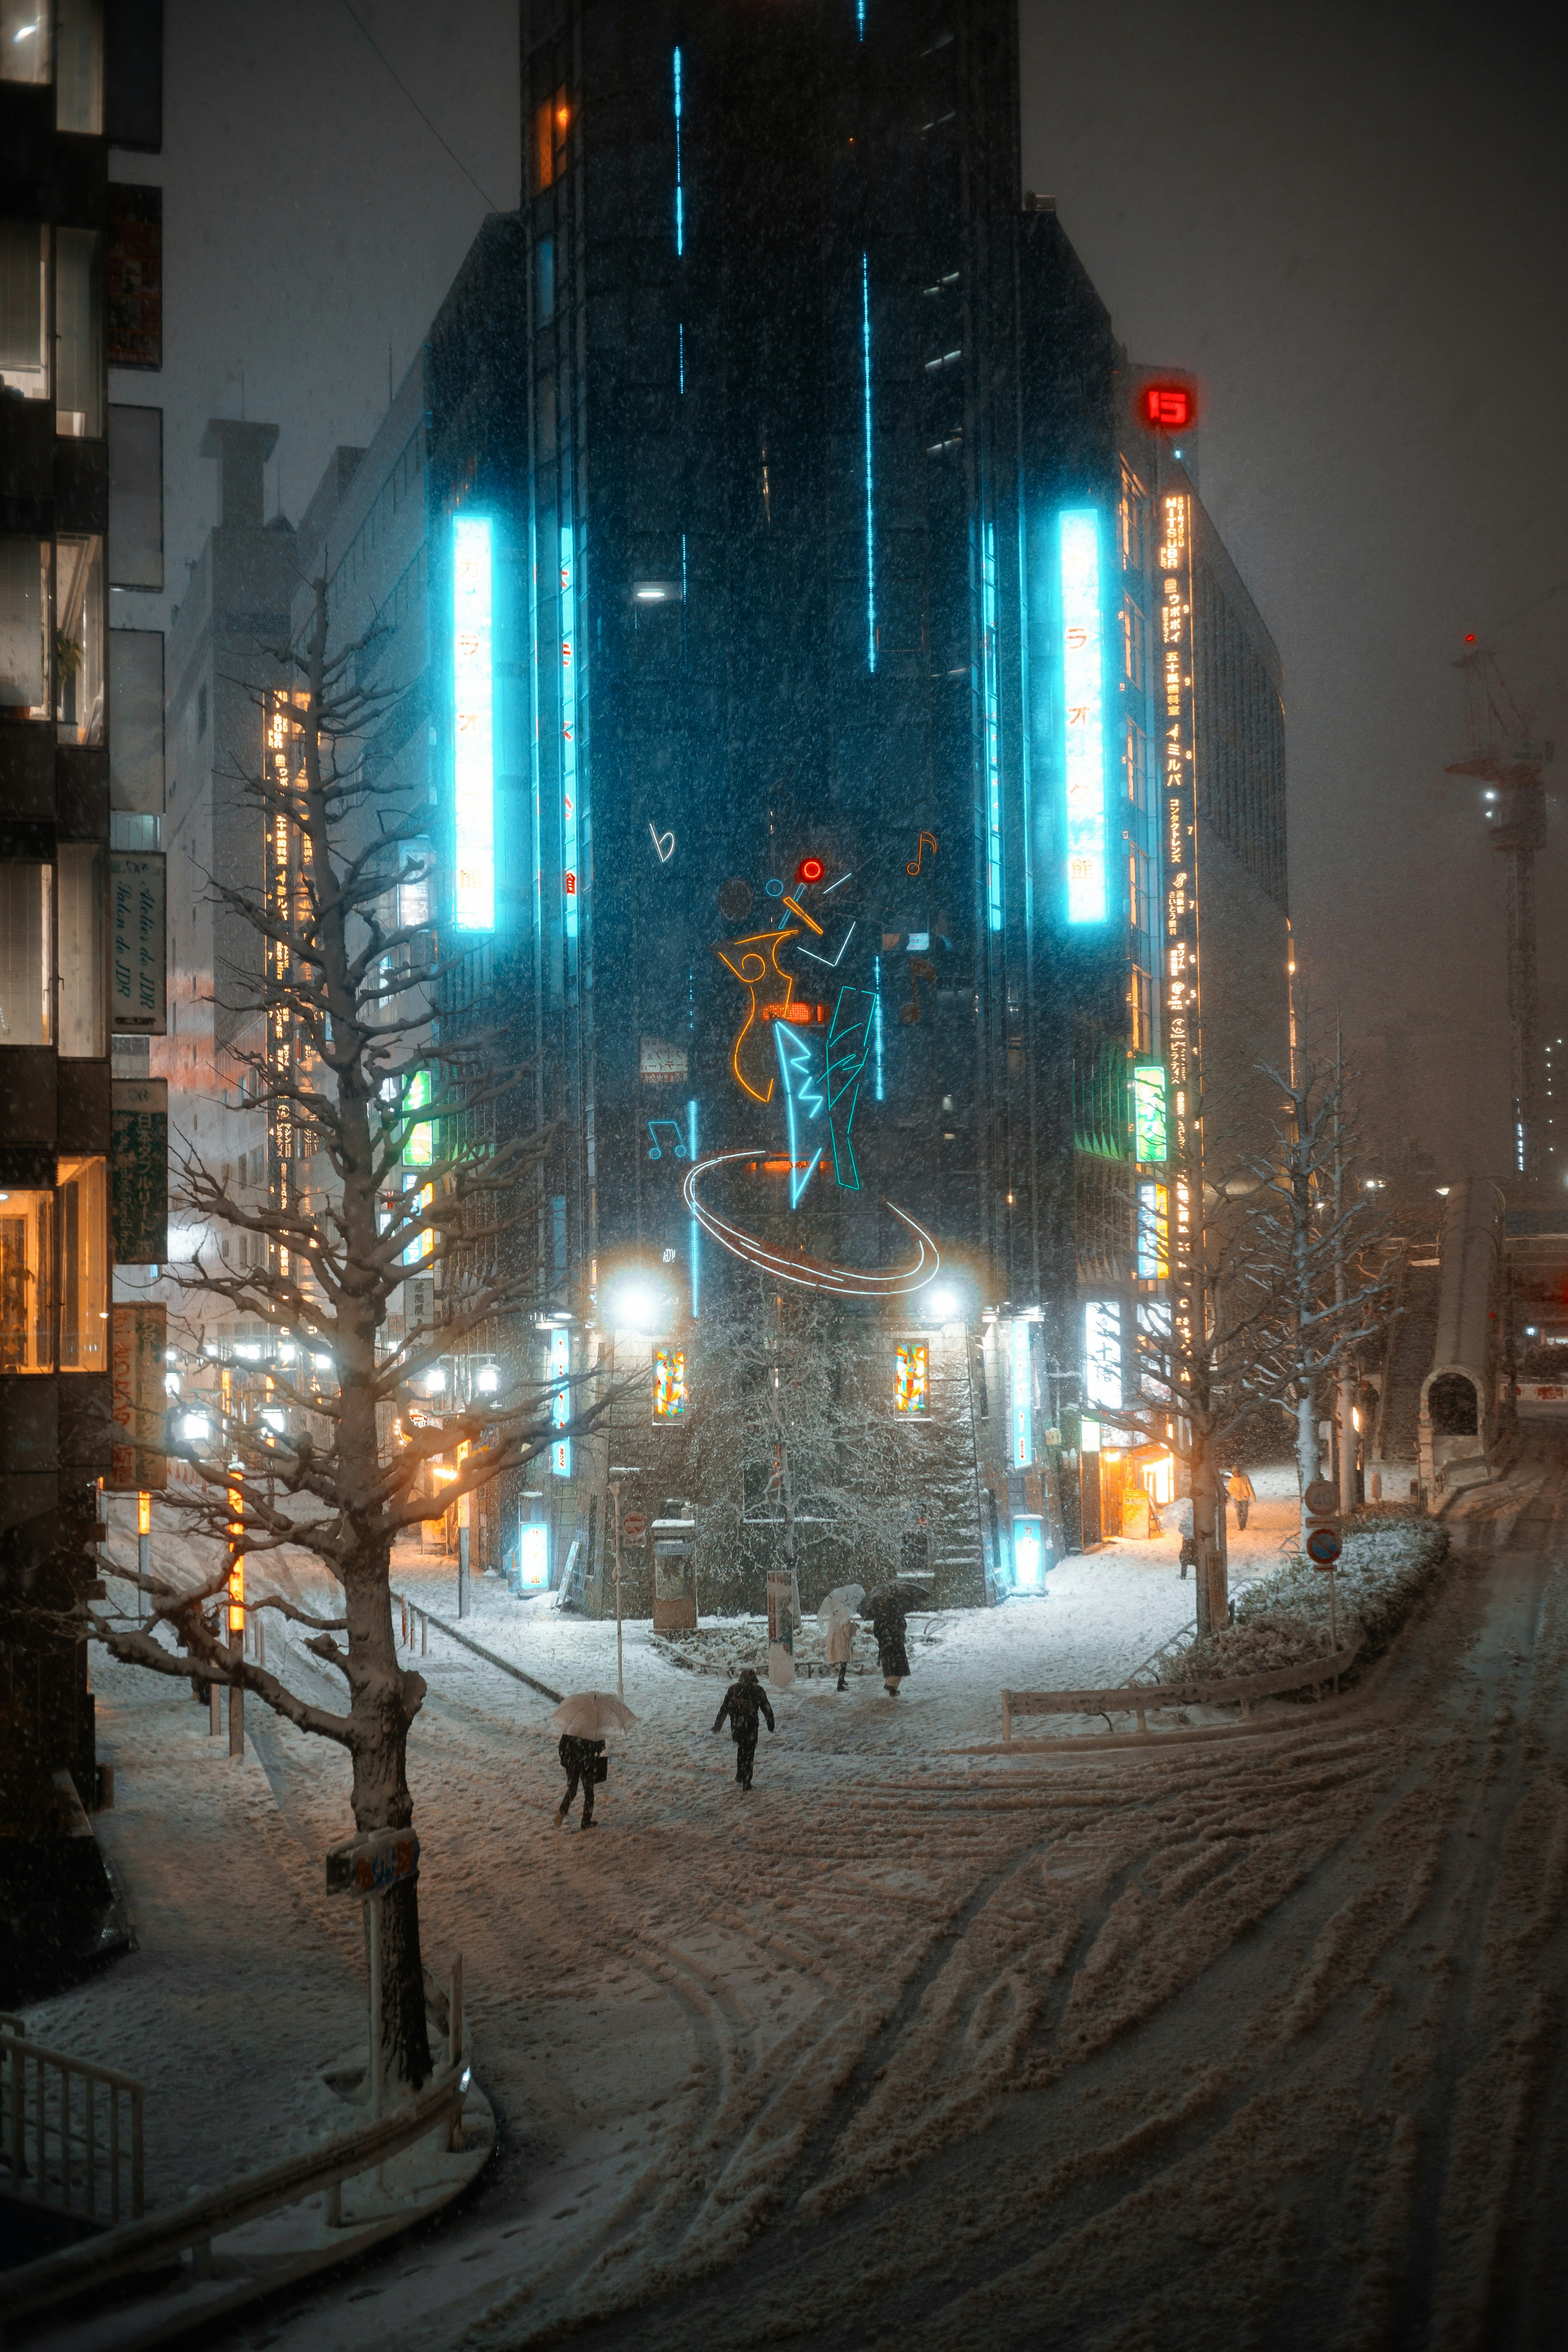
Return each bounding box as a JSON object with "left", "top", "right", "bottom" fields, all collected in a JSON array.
[
  {"left": 1226, "top": 1468, "right": 1255, "bottom": 1530},
  {"left": 818, "top": 1584, "right": 863, "bottom": 1692},
  {"left": 555, "top": 1732, "right": 605, "bottom": 1829},
  {"left": 712, "top": 1666, "right": 775, "bottom": 1789},
  {"left": 865, "top": 1585, "right": 916, "bottom": 1697}
]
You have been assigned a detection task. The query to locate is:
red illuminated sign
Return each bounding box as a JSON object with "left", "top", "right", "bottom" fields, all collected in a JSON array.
[
  {"left": 1140, "top": 383, "right": 1194, "bottom": 431},
  {"left": 795, "top": 857, "right": 825, "bottom": 884}
]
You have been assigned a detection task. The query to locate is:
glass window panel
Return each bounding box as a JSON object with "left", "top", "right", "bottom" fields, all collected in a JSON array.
[
  {"left": 109, "top": 628, "right": 163, "bottom": 810},
  {"left": 0, "top": 220, "right": 48, "bottom": 397},
  {"left": 55, "top": 229, "right": 101, "bottom": 435},
  {"left": 55, "top": 0, "right": 103, "bottom": 133},
  {"left": 107, "top": 405, "right": 163, "bottom": 587},
  {"left": 57, "top": 842, "right": 105, "bottom": 1056},
  {"left": 56, "top": 534, "right": 104, "bottom": 742},
  {"left": 0, "top": 0, "right": 50, "bottom": 82},
  {"left": 0, "top": 538, "right": 50, "bottom": 715},
  {"left": 57, "top": 1154, "right": 108, "bottom": 1369},
  {"left": 0, "top": 861, "right": 51, "bottom": 1043},
  {"left": 0, "top": 1186, "right": 52, "bottom": 1370}
]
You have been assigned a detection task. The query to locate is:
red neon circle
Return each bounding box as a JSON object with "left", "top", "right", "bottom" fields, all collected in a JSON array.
[
  {"left": 1140, "top": 383, "right": 1194, "bottom": 431},
  {"left": 796, "top": 857, "right": 826, "bottom": 884}
]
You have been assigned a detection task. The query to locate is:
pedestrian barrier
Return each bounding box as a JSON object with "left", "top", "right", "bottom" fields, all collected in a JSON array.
[
  {"left": 1000, "top": 1636, "right": 1363, "bottom": 1743},
  {"left": 0, "top": 2016, "right": 144, "bottom": 2227},
  {"left": 390, "top": 1592, "right": 564, "bottom": 1704}
]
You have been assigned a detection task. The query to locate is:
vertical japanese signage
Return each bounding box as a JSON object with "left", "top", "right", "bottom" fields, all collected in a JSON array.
[
  {"left": 1060, "top": 509, "right": 1107, "bottom": 923},
  {"left": 1158, "top": 490, "right": 1200, "bottom": 1354},
  {"left": 109, "top": 1301, "right": 166, "bottom": 1490},
  {"left": 550, "top": 1325, "right": 572, "bottom": 1476},
  {"left": 452, "top": 514, "right": 494, "bottom": 932}
]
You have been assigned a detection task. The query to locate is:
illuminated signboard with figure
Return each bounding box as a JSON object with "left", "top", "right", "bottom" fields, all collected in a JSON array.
[
  {"left": 452, "top": 515, "right": 494, "bottom": 931},
  {"left": 1133, "top": 1062, "right": 1168, "bottom": 1163},
  {"left": 653, "top": 1347, "right": 686, "bottom": 1419},
  {"left": 1060, "top": 509, "right": 1108, "bottom": 923}
]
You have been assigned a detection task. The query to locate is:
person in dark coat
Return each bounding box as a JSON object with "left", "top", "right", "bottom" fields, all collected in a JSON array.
[
  {"left": 555, "top": 1733, "right": 605, "bottom": 1829},
  {"left": 712, "top": 1666, "right": 775, "bottom": 1789},
  {"left": 867, "top": 1588, "right": 913, "bottom": 1697}
]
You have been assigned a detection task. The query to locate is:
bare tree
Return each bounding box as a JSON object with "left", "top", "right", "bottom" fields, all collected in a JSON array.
[{"left": 82, "top": 579, "right": 604, "bottom": 2092}]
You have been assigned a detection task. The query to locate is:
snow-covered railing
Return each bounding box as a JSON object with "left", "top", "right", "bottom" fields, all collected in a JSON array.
[
  {"left": 392, "top": 1591, "right": 563, "bottom": 1704},
  {"left": 1000, "top": 1636, "right": 1363, "bottom": 1742},
  {"left": 0, "top": 2015, "right": 144, "bottom": 2229},
  {"left": 0, "top": 2049, "right": 472, "bottom": 2342}
]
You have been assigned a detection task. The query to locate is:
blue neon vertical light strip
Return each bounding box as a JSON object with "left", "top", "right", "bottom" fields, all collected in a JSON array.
[
  {"left": 982, "top": 521, "right": 1002, "bottom": 932},
  {"left": 872, "top": 953, "right": 884, "bottom": 1099},
  {"left": 1060, "top": 508, "right": 1108, "bottom": 923},
  {"left": 673, "top": 48, "right": 684, "bottom": 256},
  {"left": 559, "top": 523, "right": 579, "bottom": 941},
  {"left": 688, "top": 1098, "right": 699, "bottom": 1315},
  {"left": 678, "top": 321, "right": 685, "bottom": 392},
  {"left": 858, "top": 2, "right": 866, "bottom": 35},
  {"left": 862, "top": 254, "right": 876, "bottom": 676},
  {"left": 527, "top": 506, "right": 542, "bottom": 941},
  {"left": 1010, "top": 1317, "right": 1033, "bottom": 1468},
  {"left": 452, "top": 515, "right": 494, "bottom": 931}
]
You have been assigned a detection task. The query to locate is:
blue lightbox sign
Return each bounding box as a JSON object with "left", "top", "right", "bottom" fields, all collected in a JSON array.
[
  {"left": 1060, "top": 508, "right": 1107, "bottom": 924},
  {"left": 1012, "top": 1514, "right": 1045, "bottom": 1592},
  {"left": 1009, "top": 1316, "right": 1034, "bottom": 1469},
  {"left": 519, "top": 1523, "right": 550, "bottom": 1590},
  {"left": 452, "top": 514, "right": 495, "bottom": 932},
  {"left": 550, "top": 1325, "right": 572, "bottom": 1477}
]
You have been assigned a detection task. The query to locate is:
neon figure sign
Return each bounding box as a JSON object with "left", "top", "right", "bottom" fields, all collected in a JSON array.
[{"left": 452, "top": 515, "right": 494, "bottom": 931}]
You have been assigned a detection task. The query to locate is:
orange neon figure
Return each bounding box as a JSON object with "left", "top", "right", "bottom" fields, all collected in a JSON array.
[{"left": 711, "top": 927, "right": 800, "bottom": 1103}]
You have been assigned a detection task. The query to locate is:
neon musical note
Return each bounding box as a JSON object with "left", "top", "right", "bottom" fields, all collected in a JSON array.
[
  {"left": 648, "top": 823, "right": 675, "bottom": 862},
  {"left": 646, "top": 1118, "right": 689, "bottom": 1160},
  {"left": 905, "top": 830, "right": 938, "bottom": 878},
  {"left": 712, "top": 928, "right": 800, "bottom": 1102},
  {"left": 900, "top": 956, "right": 938, "bottom": 1025}
]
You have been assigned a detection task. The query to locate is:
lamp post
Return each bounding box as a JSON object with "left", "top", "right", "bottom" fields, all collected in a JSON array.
[{"left": 609, "top": 1479, "right": 624, "bottom": 1698}]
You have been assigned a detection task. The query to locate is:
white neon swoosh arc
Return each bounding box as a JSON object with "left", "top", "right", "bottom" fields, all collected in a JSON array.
[{"left": 680, "top": 1149, "right": 941, "bottom": 1296}]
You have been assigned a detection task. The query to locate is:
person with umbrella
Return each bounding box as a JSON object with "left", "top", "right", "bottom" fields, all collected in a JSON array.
[
  {"left": 548, "top": 1691, "right": 637, "bottom": 1830},
  {"left": 818, "top": 1584, "right": 864, "bottom": 1693},
  {"left": 712, "top": 1666, "right": 775, "bottom": 1790},
  {"left": 865, "top": 1584, "right": 919, "bottom": 1698}
]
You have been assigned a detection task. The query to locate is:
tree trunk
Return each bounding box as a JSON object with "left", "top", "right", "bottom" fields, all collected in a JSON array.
[
  {"left": 1190, "top": 1424, "right": 1225, "bottom": 1637},
  {"left": 1296, "top": 1389, "right": 1320, "bottom": 1548},
  {"left": 345, "top": 1561, "right": 432, "bottom": 2092}
]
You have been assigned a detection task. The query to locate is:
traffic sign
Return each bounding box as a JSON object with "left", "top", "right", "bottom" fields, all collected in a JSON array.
[
  {"left": 1303, "top": 1481, "right": 1340, "bottom": 1518},
  {"left": 325, "top": 1828, "right": 419, "bottom": 1897},
  {"left": 1305, "top": 1525, "right": 1343, "bottom": 1569},
  {"left": 620, "top": 1511, "right": 647, "bottom": 1545}
]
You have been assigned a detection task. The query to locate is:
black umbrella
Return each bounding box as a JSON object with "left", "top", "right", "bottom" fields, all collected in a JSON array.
[{"left": 862, "top": 1583, "right": 928, "bottom": 1615}]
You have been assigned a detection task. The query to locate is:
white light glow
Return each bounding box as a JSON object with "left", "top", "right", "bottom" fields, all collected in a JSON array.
[
  {"left": 477, "top": 1365, "right": 500, "bottom": 1393},
  {"left": 927, "top": 1285, "right": 961, "bottom": 1321},
  {"left": 181, "top": 1414, "right": 210, "bottom": 1441},
  {"left": 1013, "top": 1515, "right": 1045, "bottom": 1592},
  {"left": 452, "top": 514, "right": 495, "bottom": 931},
  {"left": 1060, "top": 509, "right": 1107, "bottom": 923},
  {"left": 425, "top": 1368, "right": 447, "bottom": 1394}
]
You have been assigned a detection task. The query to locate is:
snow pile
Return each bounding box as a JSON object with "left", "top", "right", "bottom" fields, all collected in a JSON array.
[{"left": 1159, "top": 1508, "right": 1448, "bottom": 1683}]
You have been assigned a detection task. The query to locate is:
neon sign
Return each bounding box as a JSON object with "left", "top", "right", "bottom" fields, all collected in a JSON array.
[
  {"left": 773, "top": 1019, "right": 826, "bottom": 1207},
  {"left": 550, "top": 1325, "right": 571, "bottom": 1476},
  {"left": 1141, "top": 383, "right": 1194, "bottom": 430},
  {"left": 1137, "top": 1182, "right": 1170, "bottom": 1281},
  {"left": 1009, "top": 1319, "right": 1033, "bottom": 1468},
  {"left": 1085, "top": 1300, "right": 1123, "bottom": 1410},
  {"left": 1061, "top": 508, "right": 1107, "bottom": 923},
  {"left": 1159, "top": 492, "right": 1201, "bottom": 1368},
  {"left": 653, "top": 1346, "right": 686, "bottom": 1419},
  {"left": 824, "top": 984, "right": 874, "bottom": 1190},
  {"left": 894, "top": 1341, "right": 929, "bottom": 1414},
  {"left": 452, "top": 514, "right": 494, "bottom": 931},
  {"left": 712, "top": 926, "right": 800, "bottom": 1103},
  {"left": 862, "top": 253, "right": 876, "bottom": 675},
  {"left": 795, "top": 856, "right": 825, "bottom": 884},
  {"left": 404, "top": 1068, "right": 433, "bottom": 1167},
  {"left": 1133, "top": 1061, "right": 1168, "bottom": 1163},
  {"left": 682, "top": 1150, "right": 939, "bottom": 1297},
  {"left": 560, "top": 524, "right": 580, "bottom": 939},
  {"left": 982, "top": 525, "right": 1002, "bottom": 931},
  {"left": 1013, "top": 1515, "right": 1045, "bottom": 1591}
]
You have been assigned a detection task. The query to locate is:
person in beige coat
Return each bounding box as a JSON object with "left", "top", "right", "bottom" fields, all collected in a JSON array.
[{"left": 818, "top": 1584, "right": 864, "bottom": 1693}]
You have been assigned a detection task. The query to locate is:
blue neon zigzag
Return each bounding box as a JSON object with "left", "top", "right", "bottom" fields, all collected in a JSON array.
[{"left": 772, "top": 988, "right": 875, "bottom": 1207}]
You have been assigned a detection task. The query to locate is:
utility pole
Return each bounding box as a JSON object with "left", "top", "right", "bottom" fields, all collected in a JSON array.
[
  {"left": 1447, "top": 641, "right": 1554, "bottom": 1184},
  {"left": 1333, "top": 1033, "right": 1358, "bottom": 1517}
]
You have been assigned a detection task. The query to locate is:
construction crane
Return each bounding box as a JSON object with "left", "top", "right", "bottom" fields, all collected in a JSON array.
[{"left": 1446, "top": 639, "right": 1555, "bottom": 1183}]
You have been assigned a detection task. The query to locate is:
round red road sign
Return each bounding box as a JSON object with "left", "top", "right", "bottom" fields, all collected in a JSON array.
[
  {"left": 1303, "top": 1480, "right": 1340, "bottom": 1517},
  {"left": 620, "top": 1511, "right": 647, "bottom": 1544},
  {"left": 1305, "top": 1525, "right": 1342, "bottom": 1568}
]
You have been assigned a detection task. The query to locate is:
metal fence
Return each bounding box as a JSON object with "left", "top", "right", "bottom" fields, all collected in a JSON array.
[{"left": 0, "top": 2013, "right": 145, "bottom": 2226}]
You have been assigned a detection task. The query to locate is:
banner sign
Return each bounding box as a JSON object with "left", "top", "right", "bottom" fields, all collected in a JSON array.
[
  {"left": 110, "top": 853, "right": 167, "bottom": 1033},
  {"left": 109, "top": 1301, "right": 167, "bottom": 1490},
  {"left": 766, "top": 1566, "right": 803, "bottom": 1688},
  {"left": 1158, "top": 490, "right": 1201, "bottom": 1363},
  {"left": 111, "top": 1077, "right": 167, "bottom": 1262}
]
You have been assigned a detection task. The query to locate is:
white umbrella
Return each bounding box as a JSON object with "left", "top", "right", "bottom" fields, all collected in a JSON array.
[
  {"left": 817, "top": 1583, "right": 864, "bottom": 1634},
  {"left": 549, "top": 1691, "right": 638, "bottom": 1739}
]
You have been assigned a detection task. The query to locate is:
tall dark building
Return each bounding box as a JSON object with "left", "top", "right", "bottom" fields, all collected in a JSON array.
[{"left": 1, "top": 1, "right": 165, "bottom": 1965}]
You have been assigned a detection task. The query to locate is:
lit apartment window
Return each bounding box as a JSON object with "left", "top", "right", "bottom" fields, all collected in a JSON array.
[
  {"left": 533, "top": 87, "right": 570, "bottom": 193},
  {"left": 56, "top": 842, "right": 104, "bottom": 1056},
  {"left": 57, "top": 1155, "right": 108, "bottom": 1371},
  {"left": 0, "top": 1, "right": 50, "bottom": 83},
  {"left": 0, "top": 539, "right": 51, "bottom": 717},
  {"left": 1129, "top": 846, "right": 1155, "bottom": 939},
  {"left": 55, "top": 231, "right": 102, "bottom": 435},
  {"left": 1120, "top": 595, "right": 1146, "bottom": 692},
  {"left": 1119, "top": 464, "right": 1148, "bottom": 572},
  {"left": 0, "top": 221, "right": 49, "bottom": 401},
  {"left": 55, "top": 535, "right": 104, "bottom": 742},
  {"left": 1127, "top": 964, "right": 1154, "bottom": 1054},
  {"left": 1125, "top": 716, "right": 1149, "bottom": 811},
  {"left": 0, "top": 861, "right": 52, "bottom": 1043},
  {"left": 0, "top": 1185, "right": 52, "bottom": 1371},
  {"left": 55, "top": 0, "right": 103, "bottom": 134}
]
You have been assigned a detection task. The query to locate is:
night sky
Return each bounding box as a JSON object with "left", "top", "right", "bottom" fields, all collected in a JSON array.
[{"left": 117, "top": 0, "right": 1568, "bottom": 1188}]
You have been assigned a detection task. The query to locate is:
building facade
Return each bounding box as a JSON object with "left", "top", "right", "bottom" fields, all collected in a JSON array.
[{"left": 0, "top": 0, "right": 165, "bottom": 1959}]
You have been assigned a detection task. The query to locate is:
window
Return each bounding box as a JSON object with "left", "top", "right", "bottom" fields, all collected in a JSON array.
[
  {"left": 1128, "top": 964, "right": 1154, "bottom": 1054},
  {"left": 56, "top": 535, "right": 104, "bottom": 742},
  {"left": 1120, "top": 594, "right": 1146, "bottom": 691},
  {"left": 108, "top": 406, "right": 163, "bottom": 589},
  {"left": 109, "top": 628, "right": 165, "bottom": 812},
  {"left": 197, "top": 681, "right": 207, "bottom": 738},
  {"left": 57, "top": 843, "right": 104, "bottom": 1055},
  {"left": 1129, "top": 846, "right": 1155, "bottom": 940},
  {"left": 1125, "top": 715, "right": 1149, "bottom": 813},
  {"left": 0, "top": 539, "right": 50, "bottom": 716},
  {"left": 55, "top": 0, "right": 103, "bottom": 134},
  {"left": 1119, "top": 463, "right": 1148, "bottom": 572},
  {"left": 894, "top": 1340, "right": 929, "bottom": 1414},
  {"left": 535, "top": 236, "right": 554, "bottom": 323},
  {"left": 0, "top": 1186, "right": 52, "bottom": 1371},
  {"left": 653, "top": 1345, "right": 686, "bottom": 1419},
  {"left": 0, "top": 0, "right": 49, "bottom": 83},
  {"left": 0, "top": 862, "right": 52, "bottom": 1043},
  {"left": 532, "top": 87, "right": 570, "bottom": 193},
  {"left": 57, "top": 1156, "right": 107, "bottom": 1370},
  {"left": 55, "top": 230, "right": 101, "bottom": 436},
  {"left": 0, "top": 221, "right": 48, "bottom": 400}
]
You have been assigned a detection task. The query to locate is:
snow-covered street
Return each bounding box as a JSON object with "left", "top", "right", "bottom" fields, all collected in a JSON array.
[{"left": 17, "top": 1448, "right": 1568, "bottom": 2348}]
